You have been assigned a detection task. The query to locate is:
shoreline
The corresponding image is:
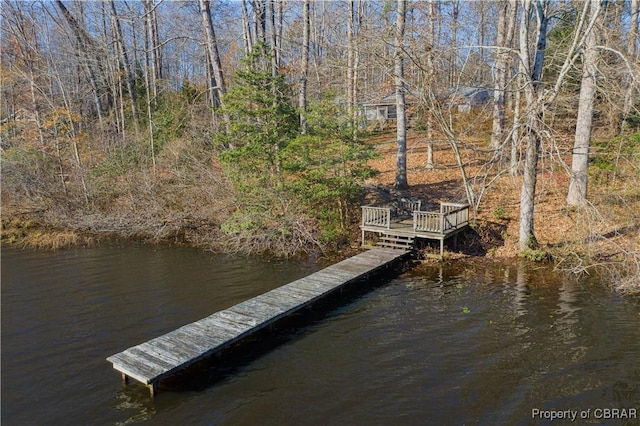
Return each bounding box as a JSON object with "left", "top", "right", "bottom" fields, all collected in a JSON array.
[{"left": 3, "top": 212, "right": 638, "bottom": 295}]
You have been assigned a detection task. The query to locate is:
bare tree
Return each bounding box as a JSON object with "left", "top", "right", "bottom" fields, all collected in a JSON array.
[
  {"left": 252, "top": 0, "right": 267, "bottom": 45},
  {"left": 143, "top": 0, "right": 162, "bottom": 100},
  {"left": 518, "top": 0, "right": 549, "bottom": 251},
  {"left": 54, "top": 0, "right": 109, "bottom": 121},
  {"left": 299, "top": 0, "right": 310, "bottom": 134},
  {"left": 241, "top": 0, "right": 253, "bottom": 56},
  {"left": 622, "top": 0, "right": 639, "bottom": 131},
  {"left": 347, "top": 0, "right": 355, "bottom": 127},
  {"left": 109, "top": 0, "right": 138, "bottom": 127},
  {"left": 490, "top": 0, "right": 517, "bottom": 152},
  {"left": 199, "top": 0, "right": 226, "bottom": 109},
  {"left": 424, "top": 0, "right": 437, "bottom": 170},
  {"left": 395, "top": 0, "right": 408, "bottom": 189},
  {"left": 567, "top": 0, "right": 604, "bottom": 207},
  {"left": 449, "top": 0, "right": 459, "bottom": 87},
  {"left": 269, "top": 0, "right": 278, "bottom": 77},
  {"left": 517, "top": 0, "right": 604, "bottom": 250}
]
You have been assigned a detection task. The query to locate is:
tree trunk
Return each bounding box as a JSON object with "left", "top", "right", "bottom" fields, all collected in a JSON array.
[
  {"left": 567, "top": 0, "right": 602, "bottom": 207},
  {"left": 622, "top": 0, "right": 639, "bottom": 131},
  {"left": 518, "top": 0, "right": 548, "bottom": 252},
  {"left": 490, "top": 0, "right": 516, "bottom": 151},
  {"left": 144, "top": 49, "right": 156, "bottom": 174},
  {"left": 510, "top": 72, "right": 522, "bottom": 175},
  {"left": 199, "top": 0, "right": 226, "bottom": 108},
  {"left": 352, "top": 1, "right": 362, "bottom": 136},
  {"left": 450, "top": 0, "right": 459, "bottom": 86},
  {"left": 269, "top": 0, "right": 279, "bottom": 78},
  {"left": 253, "top": 0, "right": 267, "bottom": 45},
  {"left": 519, "top": 112, "right": 542, "bottom": 250},
  {"left": 55, "top": 70, "right": 90, "bottom": 205},
  {"left": 395, "top": 0, "right": 408, "bottom": 190},
  {"left": 109, "top": 0, "right": 138, "bottom": 127},
  {"left": 241, "top": 0, "right": 253, "bottom": 57},
  {"left": 54, "top": 0, "right": 106, "bottom": 121},
  {"left": 425, "top": 0, "right": 437, "bottom": 170},
  {"left": 347, "top": 0, "right": 355, "bottom": 126},
  {"left": 143, "top": 0, "right": 161, "bottom": 101},
  {"left": 299, "top": 0, "right": 310, "bottom": 134}
]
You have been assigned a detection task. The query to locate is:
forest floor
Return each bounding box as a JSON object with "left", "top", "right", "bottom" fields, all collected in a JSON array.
[{"left": 363, "top": 129, "right": 640, "bottom": 293}]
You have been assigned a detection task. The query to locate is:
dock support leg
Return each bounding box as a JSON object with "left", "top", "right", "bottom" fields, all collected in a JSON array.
[
  {"left": 440, "top": 240, "right": 444, "bottom": 259},
  {"left": 148, "top": 382, "right": 157, "bottom": 398},
  {"left": 122, "top": 373, "right": 130, "bottom": 385}
]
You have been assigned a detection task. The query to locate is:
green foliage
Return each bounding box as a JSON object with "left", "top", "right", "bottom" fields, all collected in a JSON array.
[
  {"left": 216, "top": 43, "right": 298, "bottom": 190},
  {"left": 150, "top": 95, "right": 188, "bottom": 152},
  {"left": 283, "top": 97, "right": 378, "bottom": 241},
  {"left": 589, "top": 133, "right": 640, "bottom": 184},
  {"left": 522, "top": 249, "right": 549, "bottom": 262},
  {"left": 520, "top": 235, "right": 548, "bottom": 262},
  {"left": 622, "top": 114, "right": 640, "bottom": 130},
  {"left": 492, "top": 206, "right": 507, "bottom": 220},
  {"left": 592, "top": 156, "right": 615, "bottom": 171},
  {"left": 215, "top": 45, "right": 378, "bottom": 249}
]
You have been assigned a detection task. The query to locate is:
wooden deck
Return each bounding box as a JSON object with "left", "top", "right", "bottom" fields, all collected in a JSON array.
[
  {"left": 107, "top": 247, "right": 410, "bottom": 396},
  {"left": 361, "top": 200, "right": 470, "bottom": 257}
]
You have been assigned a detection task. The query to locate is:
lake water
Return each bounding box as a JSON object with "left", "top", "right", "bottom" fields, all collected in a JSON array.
[{"left": 2, "top": 244, "right": 639, "bottom": 425}]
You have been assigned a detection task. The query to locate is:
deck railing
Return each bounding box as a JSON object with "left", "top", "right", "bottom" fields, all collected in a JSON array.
[
  {"left": 441, "top": 202, "right": 466, "bottom": 214},
  {"left": 398, "top": 198, "right": 421, "bottom": 215},
  {"left": 440, "top": 203, "right": 469, "bottom": 232},
  {"left": 361, "top": 205, "right": 391, "bottom": 229},
  {"left": 414, "top": 203, "right": 469, "bottom": 233},
  {"left": 413, "top": 211, "right": 442, "bottom": 232},
  {"left": 362, "top": 200, "right": 469, "bottom": 235}
]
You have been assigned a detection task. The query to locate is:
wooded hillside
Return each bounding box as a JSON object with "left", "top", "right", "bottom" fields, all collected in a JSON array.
[{"left": 1, "top": 1, "right": 639, "bottom": 291}]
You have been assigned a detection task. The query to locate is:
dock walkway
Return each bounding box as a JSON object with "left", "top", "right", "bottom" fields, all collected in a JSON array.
[{"left": 107, "top": 248, "right": 410, "bottom": 396}]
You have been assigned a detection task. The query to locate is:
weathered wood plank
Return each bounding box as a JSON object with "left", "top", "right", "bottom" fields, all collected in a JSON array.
[
  {"left": 107, "top": 248, "right": 410, "bottom": 393},
  {"left": 230, "top": 299, "right": 284, "bottom": 321},
  {"left": 288, "top": 278, "right": 335, "bottom": 293},
  {"left": 216, "top": 309, "right": 261, "bottom": 328},
  {"left": 252, "top": 292, "right": 297, "bottom": 311},
  {"left": 138, "top": 341, "right": 191, "bottom": 365},
  {"left": 160, "top": 333, "right": 211, "bottom": 357},
  {"left": 107, "top": 352, "right": 162, "bottom": 385},
  {"left": 269, "top": 286, "right": 320, "bottom": 302},
  {"left": 192, "top": 319, "right": 238, "bottom": 342},
  {"left": 127, "top": 346, "right": 176, "bottom": 372},
  {"left": 168, "top": 328, "right": 219, "bottom": 351},
  {"left": 203, "top": 314, "right": 252, "bottom": 335}
]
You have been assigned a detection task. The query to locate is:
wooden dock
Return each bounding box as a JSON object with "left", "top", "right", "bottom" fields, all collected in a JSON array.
[
  {"left": 107, "top": 248, "right": 410, "bottom": 396},
  {"left": 360, "top": 200, "right": 470, "bottom": 257}
]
